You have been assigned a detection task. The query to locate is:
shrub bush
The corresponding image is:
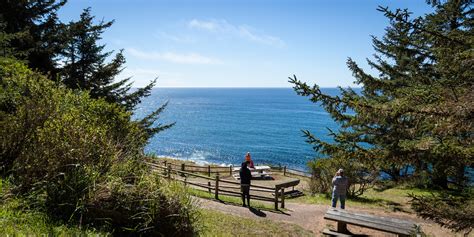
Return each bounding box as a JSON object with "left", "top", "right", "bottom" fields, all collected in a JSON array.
[
  {"left": 0, "top": 58, "right": 200, "bottom": 235},
  {"left": 308, "top": 156, "right": 377, "bottom": 197},
  {"left": 87, "top": 173, "right": 200, "bottom": 236}
]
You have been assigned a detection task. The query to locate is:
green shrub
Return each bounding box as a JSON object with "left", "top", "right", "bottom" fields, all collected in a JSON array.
[
  {"left": 87, "top": 174, "right": 200, "bottom": 236},
  {"left": 308, "top": 156, "right": 377, "bottom": 197},
  {"left": 0, "top": 58, "right": 200, "bottom": 235}
]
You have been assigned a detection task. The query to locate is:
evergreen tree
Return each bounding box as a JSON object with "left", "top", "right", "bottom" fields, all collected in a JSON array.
[
  {"left": 1, "top": 1, "right": 173, "bottom": 138},
  {"left": 59, "top": 8, "right": 173, "bottom": 135},
  {"left": 290, "top": 0, "right": 472, "bottom": 233},
  {"left": 0, "top": 0, "right": 66, "bottom": 75},
  {"left": 60, "top": 8, "right": 149, "bottom": 110},
  {"left": 290, "top": 0, "right": 472, "bottom": 189}
]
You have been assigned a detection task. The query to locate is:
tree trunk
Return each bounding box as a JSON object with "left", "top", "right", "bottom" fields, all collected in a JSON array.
[{"left": 432, "top": 163, "right": 448, "bottom": 189}]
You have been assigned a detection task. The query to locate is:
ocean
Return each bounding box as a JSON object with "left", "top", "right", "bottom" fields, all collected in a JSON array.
[{"left": 134, "top": 88, "right": 342, "bottom": 171}]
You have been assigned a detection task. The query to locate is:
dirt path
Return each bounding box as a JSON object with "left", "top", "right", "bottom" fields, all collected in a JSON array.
[
  {"left": 197, "top": 198, "right": 327, "bottom": 234},
  {"left": 197, "top": 198, "right": 458, "bottom": 237}
]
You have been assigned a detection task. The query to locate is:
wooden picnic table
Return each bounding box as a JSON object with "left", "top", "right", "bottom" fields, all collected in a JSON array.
[{"left": 232, "top": 165, "right": 272, "bottom": 179}]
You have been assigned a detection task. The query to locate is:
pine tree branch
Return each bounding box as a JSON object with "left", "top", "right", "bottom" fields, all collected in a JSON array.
[{"left": 377, "top": 5, "right": 468, "bottom": 46}]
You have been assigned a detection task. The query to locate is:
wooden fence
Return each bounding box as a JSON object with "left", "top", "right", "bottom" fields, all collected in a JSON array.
[
  {"left": 269, "top": 165, "right": 312, "bottom": 178},
  {"left": 156, "top": 160, "right": 312, "bottom": 178},
  {"left": 146, "top": 162, "right": 287, "bottom": 210}
]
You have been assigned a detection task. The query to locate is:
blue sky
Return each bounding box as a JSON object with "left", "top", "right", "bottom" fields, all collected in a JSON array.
[{"left": 58, "top": 0, "right": 432, "bottom": 88}]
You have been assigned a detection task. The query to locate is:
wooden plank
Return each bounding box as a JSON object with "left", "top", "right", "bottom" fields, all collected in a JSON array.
[
  {"left": 327, "top": 209, "right": 414, "bottom": 228},
  {"left": 186, "top": 181, "right": 216, "bottom": 190},
  {"left": 275, "top": 179, "right": 300, "bottom": 189},
  {"left": 326, "top": 208, "right": 416, "bottom": 228},
  {"left": 218, "top": 184, "right": 241, "bottom": 189},
  {"left": 324, "top": 209, "right": 416, "bottom": 235},
  {"left": 215, "top": 188, "right": 242, "bottom": 196},
  {"left": 215, "top": 175, "right": 219, "bottom": 199},
  {"left": 324, "top": 215, "right": 412, "bottom": 236},
  {"left": 218, "top": 179, "right": 241, "bottom": 185},
  {"left": 325, "top": 212, "right": 414, "bottom": 234},
  {"left": 175, "top": 169, "right": 215, "bottom": 180}
]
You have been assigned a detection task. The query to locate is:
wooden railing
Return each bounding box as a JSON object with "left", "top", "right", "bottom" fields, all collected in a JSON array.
[
  {"left": 269, "top": 165, "right": 312, "bottom": 178},
  {"left": 155, "top": 159, "right": 312, "bottom": 178},
  {"left": 146, "top": 162, "right": 287, "bottom": 210}
]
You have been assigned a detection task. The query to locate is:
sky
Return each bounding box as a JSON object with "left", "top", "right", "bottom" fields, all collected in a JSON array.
[{"left": 58, "top": 0, "right": 432, "bottom": 88}]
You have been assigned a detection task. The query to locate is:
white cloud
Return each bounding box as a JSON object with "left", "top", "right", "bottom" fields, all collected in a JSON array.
[
  {"left": 189, "top": 19, "right": 220, "bottom": 31},
  {"left": 188, "top": 19, "right": 285, "bottom": 47},
  {"left": 155, "top": 32, "right": 195, "bottom": 43},
  {"left": 126, "top": 48, "right": 222, "bottom": 65}
]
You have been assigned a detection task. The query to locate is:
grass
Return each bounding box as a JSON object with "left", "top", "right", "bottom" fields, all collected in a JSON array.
[
  {"left": 0, "top": 179, "right": 106, "bottom": 236},
  {"left": 199, "top": 209, "right": 313, "bottom": 237},
  {"left": 288, "top": 185, "right": 445, "bottom": 212},
  {"left": 188, "top": 188, "right": 284, "bottom": 212}
]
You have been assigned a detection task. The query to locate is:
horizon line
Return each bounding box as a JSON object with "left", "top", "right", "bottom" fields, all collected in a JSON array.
[{"left": 139, "top": 86, "right": 362, "bottom": 89}]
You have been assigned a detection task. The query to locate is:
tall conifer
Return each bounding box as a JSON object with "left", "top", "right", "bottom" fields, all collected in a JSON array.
[
  {"left": 0, "top": 0, "right": 66, "bottom": 75},
  {"left": 290, "top": 0, "right": 472, "bottom": 233},
  {"left": 290, "top": 0, "right": 472, "bottom": 188}
]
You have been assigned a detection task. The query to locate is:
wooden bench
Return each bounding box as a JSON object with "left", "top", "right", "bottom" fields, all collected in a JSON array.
[{"left": 323, "top": 208, "right": 421, "bottom": 237}]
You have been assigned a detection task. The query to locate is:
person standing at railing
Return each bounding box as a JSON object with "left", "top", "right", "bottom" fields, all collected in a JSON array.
[
  {"left": 245, "top": 152, "right": 255, "bottom": 168},
  {"left": 332, "top": 168, "right": 349, "bottom": 209},
  {"left": 240, "top": 161, "right": 252, "bottom": 207}
]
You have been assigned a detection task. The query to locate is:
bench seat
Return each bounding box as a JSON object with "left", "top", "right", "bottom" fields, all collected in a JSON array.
[{"left": 323, "top": 208, "right": 420, "bottom": 237}]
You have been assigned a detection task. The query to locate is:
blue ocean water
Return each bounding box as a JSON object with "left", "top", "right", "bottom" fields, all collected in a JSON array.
[{"left": 134, "top": 88, "right": 341, "bottom": 170}]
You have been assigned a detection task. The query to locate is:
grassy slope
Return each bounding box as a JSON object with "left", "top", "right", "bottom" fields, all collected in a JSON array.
[
  {"left": 0, "top": 179, "right": 106, "bottom": 236},
  {"left": 189, "top": 188, "right": 280, "bottom": 212},
  {"left": 1, "top": 178, "right": 301, "bottom": 236},
  {"left": 200, "top": 209, "right": 313, "bottom": 237}
]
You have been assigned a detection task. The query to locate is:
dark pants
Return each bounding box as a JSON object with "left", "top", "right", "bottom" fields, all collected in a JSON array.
[
  {"left": 332, "top": 193, "right": 346, "bottom": 209},
  {"left": 241, "top": 184, "right": 250, "bottom": 206}
]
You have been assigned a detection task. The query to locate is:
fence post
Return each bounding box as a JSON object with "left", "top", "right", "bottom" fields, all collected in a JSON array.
[
  {"left": 208, "top": 181, "right": 211, "bottom": 193},
  {"left": 181, "top": 163, "right": 185, "bottom": 172},
  {"left": 283, "top": 166, "right": 287, "bottom": 176},
  {"left": 229, "top": 165, "right": 233, "bottom": 176},
  {"left": 274, "top": 185, "right": 279, "bottom": 210},
  {"left": 215, "top": 174, "right": 219, "bottom": 200},
  {"left": 167, "top": 165, "right": 171, "bottom": 180},
  {"left": 280, "top": 188, "right": 285, "bottom": 208},
  {"left": 208, "top": 165, "right": 211, "bottom": 177},
  {"left": 164, "top": 160, "right": 167, "bottom": 167},
  {"left": 184, "top": 175, "right": 187, "bottom": 186}
]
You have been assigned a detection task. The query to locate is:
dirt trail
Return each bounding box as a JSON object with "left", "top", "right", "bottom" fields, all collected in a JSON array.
[{"left": 197, "top": 198, "right": 457, "bottom": 237}]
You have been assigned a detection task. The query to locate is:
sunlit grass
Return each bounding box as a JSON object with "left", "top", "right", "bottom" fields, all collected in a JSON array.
[
  {"left": 288, "top": 185, "right": 444, "bottom": 212},
  {"left": 0, "top": 179, "right": 106, "bottom": 236},
  {"left": 199, "top": 209, "right": 313, "bottom": 237},
  {"left": 188, "top": 188, "right": 283, "bottom": 212}
]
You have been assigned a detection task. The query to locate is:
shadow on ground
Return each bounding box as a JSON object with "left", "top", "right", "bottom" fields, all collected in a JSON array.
[
  {"left": 213, "top": 199, "right": 290, "bottom": 215},
  {"left": 249, "top": 207, "right": 266, "bottom": 217}
]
